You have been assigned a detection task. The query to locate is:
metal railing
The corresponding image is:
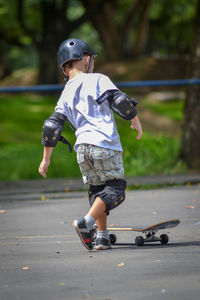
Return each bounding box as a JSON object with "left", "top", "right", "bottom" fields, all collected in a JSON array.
[{"left": 0, "top": 79, "right": 200, "bottom": 94}]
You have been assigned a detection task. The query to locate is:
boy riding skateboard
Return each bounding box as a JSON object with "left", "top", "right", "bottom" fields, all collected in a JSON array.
[{"left": 38, "top": 38, "right": 143, "bottom": 250}]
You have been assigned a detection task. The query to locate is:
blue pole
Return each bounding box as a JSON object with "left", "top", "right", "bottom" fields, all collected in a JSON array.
[
  {"left": 0, "top": 79, "right": 200, "bottom": 94},
  {"left": 116, "top": 79, "right": 200, "bottom": 88}
]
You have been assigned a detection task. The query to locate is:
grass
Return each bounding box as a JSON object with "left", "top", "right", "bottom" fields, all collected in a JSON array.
[
  {"left": 142, "top": 99, "right": 184, "bottom": 121},
  {"left": 0, "top": 94, "right": 186, "bottom": 181},
  {"left": 117, "top": 116, "right": 186, "bottom": 176}
]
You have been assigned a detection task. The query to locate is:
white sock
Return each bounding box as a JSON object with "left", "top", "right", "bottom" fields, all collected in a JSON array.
[
  {"left": 97, "top": 230, "right": 109, "bottom": 240},
  {"left": 84, "top": 214, "right": 95, "bottom": 230}
]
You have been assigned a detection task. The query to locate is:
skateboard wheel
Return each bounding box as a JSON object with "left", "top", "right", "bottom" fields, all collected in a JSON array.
[
  {"left": 135, "top": 236, "right": 144, "bottom": 246},
  {"left": 109, "top": 234, "right": 117, "bottom": 245},
  {"left": 160, "top": 234, "right": 169, "bottom": 244}
]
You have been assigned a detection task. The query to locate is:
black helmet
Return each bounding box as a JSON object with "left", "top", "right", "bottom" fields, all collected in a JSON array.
[{"left": 57, "top": 38, "right": 96, "bottom": 68}]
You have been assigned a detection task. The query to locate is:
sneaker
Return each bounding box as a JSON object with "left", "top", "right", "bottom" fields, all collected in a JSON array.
[
  {"left": 95, "top": 238, "right": 111, "bottom": 250},
  {"left": 73, "top": 218, "right": 93, "bottom": 250}
]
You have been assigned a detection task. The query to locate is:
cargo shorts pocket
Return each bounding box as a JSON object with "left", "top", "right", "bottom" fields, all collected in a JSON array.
[
  {"left": 77, "top": 152, "right": 90, "bottom": 173},
  {"left": 91, "top": 147, "right": 116, "bottom": 171}
]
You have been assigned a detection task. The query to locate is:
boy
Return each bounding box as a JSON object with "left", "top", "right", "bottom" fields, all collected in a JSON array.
[{"left": 38, "top": 38, "right": 142, "bottom": 250}]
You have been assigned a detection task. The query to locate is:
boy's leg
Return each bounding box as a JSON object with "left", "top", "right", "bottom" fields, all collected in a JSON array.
[
  {"left": 72, "top": 196, "right": 108, "bottom": 250},
  {"left": 74, "top": 145, "right": 125, "bottom": 250},
  {"left": 95, "top": 212, "right": 107, "bottom": 231},
  {"left": 73, "top": 179, "right": 126, "bottom": 250},
  {"left": 88, "top": 196, "right": 106, "bottom": 228},
  {"left": 88, "top": 197, "right": 111, "bottom": 250}
]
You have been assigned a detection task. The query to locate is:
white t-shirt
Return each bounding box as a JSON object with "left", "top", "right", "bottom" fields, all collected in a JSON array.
[{"left": 55, "top": 73, "right": 122, "bottom": 152}]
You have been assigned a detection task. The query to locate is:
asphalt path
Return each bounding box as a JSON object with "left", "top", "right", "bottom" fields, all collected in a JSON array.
[{"left": 0, "top": 185, "right": 200, "bottom": 300}]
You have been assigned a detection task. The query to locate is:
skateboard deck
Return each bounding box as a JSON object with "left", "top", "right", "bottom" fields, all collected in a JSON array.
[{"left": 106, "top": 219, "right": 180, "bottom": 246}]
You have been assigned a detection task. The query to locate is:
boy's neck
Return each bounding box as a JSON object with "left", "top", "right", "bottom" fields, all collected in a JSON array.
[{"left": 68, "top": 69, "right": 85, "bottom": 80}]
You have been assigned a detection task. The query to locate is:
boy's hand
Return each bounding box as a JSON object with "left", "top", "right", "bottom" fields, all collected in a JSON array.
[
  {"left": 130, "top": 115, "right": 143, "bottom": 140},
  {"left": 38, "top": 146, "right": 53, "bottom": 178},
  {"left": 38, "top": 158, "right": 50, "bottom": 178}
]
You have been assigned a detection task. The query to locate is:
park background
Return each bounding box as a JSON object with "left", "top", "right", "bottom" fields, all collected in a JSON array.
[{"left": 0, "top": 0, "right": 200, "bottom": 182}]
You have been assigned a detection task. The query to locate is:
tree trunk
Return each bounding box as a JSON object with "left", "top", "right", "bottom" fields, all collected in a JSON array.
[
  {"left": 17, "top": 0, "right": 87, "bottom": 84},
  {"left": 133, "top": 0, "right": 153, "bottom": 56},
  {"left": 36, "top": 0, "right": 69, "bottom": 84},
  {"left": 180, "top": 0, "right": 200, "bottom": 168},
  {"left": 37, "top": 43, "right": 59, "bottom": 84},
  {"left": 83, "top": 0, "right": 122, "bottom": 60},
  {"left": 82, "top": 0, "right": 152, "bottom": 60}
]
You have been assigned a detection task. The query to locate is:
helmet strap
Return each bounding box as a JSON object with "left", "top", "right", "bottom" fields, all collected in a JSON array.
[
  {"left": 61, "top": 67, "right": 69, "bottom": 82},
  {"left": 87, "top": 55, "right": 95, "bottom": 73}
]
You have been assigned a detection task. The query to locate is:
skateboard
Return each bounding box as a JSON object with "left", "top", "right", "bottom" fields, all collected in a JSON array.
[{"left": 106, "top": 219, "right": 180, "bottom": 246}]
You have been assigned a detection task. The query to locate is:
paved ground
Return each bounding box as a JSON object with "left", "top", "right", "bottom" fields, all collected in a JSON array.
[
  {"left": 1, "top": 173, "right": 200, "bottom": 197},
  {"left": 0, "top": 184, "right": 200, "bottom": 300}
]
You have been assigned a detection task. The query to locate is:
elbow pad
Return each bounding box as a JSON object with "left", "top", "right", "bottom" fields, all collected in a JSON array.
[
  {"left": 42, "top": 112, "right": 72, "bottom": 152},
  {"left": 97, "top": 90, "right": 138, "bottom": 120}
]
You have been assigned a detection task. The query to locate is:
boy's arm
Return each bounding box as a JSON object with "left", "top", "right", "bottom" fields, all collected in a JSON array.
[
  {"left": 97, "top": 89, "right": 142, "bottom": 139},
  {"left": 41, "top": 112, "right": 72, "bottom": 151},
  {"left": 38, "top": 111, "right": 73, "bottom": 178},
  {"left": 97, "top": 89, "right": 138, "bottom": 121},
  {"left": 38, "top": 147, "right": 54, "bottom": 178},
  {"left": 130, "top": 115, "right": 143, "bottom": 140}
]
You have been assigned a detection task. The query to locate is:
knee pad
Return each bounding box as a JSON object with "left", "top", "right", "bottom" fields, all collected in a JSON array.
[
  {"left": 89, "top": 179, "right": 126, "bottom": 215},
  {"left": 88, "top": 184, "right": 105, "bottom": 207}
]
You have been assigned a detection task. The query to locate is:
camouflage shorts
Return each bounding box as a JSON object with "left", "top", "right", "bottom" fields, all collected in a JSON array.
[{"left": 76, "top": 144, "right": 124, "bottom": 185}]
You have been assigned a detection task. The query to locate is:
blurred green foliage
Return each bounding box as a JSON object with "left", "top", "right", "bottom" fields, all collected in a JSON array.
[
  {"left": 0, "top": 0, "right": 198, "bottom": 76},
  {"left": 0, "top": 0, "right": 198, "bottom": 180},
  {"left": 149, "top": 0, "right": 197, "bottom": 55},
  {"left": 0, "top": 94, "right": 186, "bottom": 181},
  {"left": 142, "top": 100, "right": 184, "bottom": 121}
]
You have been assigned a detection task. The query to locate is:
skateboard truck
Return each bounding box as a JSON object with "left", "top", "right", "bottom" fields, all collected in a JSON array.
[{"left": 135, "top": 231, "right": 169, "bottom": 246}]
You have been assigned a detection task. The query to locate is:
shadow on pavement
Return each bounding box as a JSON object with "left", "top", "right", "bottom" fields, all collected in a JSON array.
[{"left": 110, "top": 240, "right": 200, "bottom": 250}]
